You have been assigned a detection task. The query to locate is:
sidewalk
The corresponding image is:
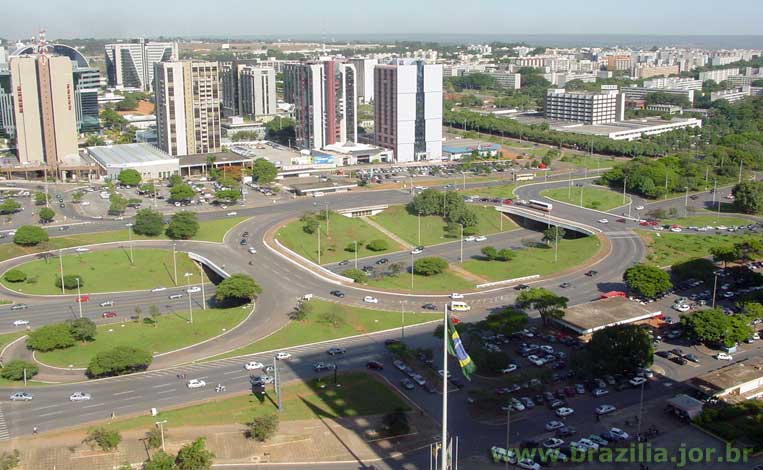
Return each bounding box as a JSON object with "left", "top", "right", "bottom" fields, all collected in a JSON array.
[
  {"left": 0, "top": 414, "right": 438, "bottom": 469},
  {"left": 361, "top": 216, "right": 415, "bottom": 250}
]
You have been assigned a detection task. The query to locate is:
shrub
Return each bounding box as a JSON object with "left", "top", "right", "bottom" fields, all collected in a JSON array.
[
  {"left": 413, "top": 257, "right": 448, "bottom": 276},
  {"left": 342, "top": 268, "right": 368, "bottom": 283},
  {"left": 13, "top": 225, "right": 48, "bottom": 246},
  {"left": 3, "top": 269, "right": 27, "bottom": 283},
  {"left": 366, "top": 239, "right": 389, "bottom": 252},
  {"left": 27, "top": 323, "right": 75, "bottom": 351},
  {"left": 0, "top": 360, "right": 38, "bottom": 381},
  {"left": 86, "top": 346, "right": 152, "bottom": 378},
  {"left": 55, "top": 274, "right": 83, "bottom": 290},
  {"left": 83, "top": 427, "right": 122, "bottom": 451},
  {"left": 166, "top": 211, "right": 199, "bottom": 239},
  {"left": 133, "top": 209, "right": 164, "bottom": 236},
  {"left": 246, "top": 414, "right": 279, "bottom": 441},
  {"left": 382, "top": 408, "right": 410, "bottom": 436}
]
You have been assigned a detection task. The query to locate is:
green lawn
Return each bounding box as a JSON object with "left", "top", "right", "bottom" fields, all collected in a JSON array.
[
  {"left": 541, "top": 186, "right": 629, "bottom": 211},
  {"left": 36, "top": 307, "right": 249, "bottom": 368},
  {"left": 367, "top": 270, "right": 474, "bottom": 293},
  {"left": 462, "top": 236, "right": 602, "bottom": 282},
  {"left": 639, "top": 231, "right": 761, "bottom": 267},
  {"left": 2, "top": 248, "right": 206, "bottom": 295},
  {"left": 276, "top": 211, "right": 403, "bottom": 264},
  {"left": 659, "top": 216, "right": 753, "bottom": 228},
  {"left": 0, "top": 216, "right": 250, "bottom": 262},
  {"left": 211, "top": 300, "right": 440, "bottom": 360},
  {"left": 370, "top": 204, "right": 516, "bottom": 247},
  {"left": 462, "top": 183, "right": 518, "bottom": 199},
  {"left": 101, "top": 372, "right": 409, "bottom": 432},
  {"left": 558, "top": 154, "right": 616, "bottom": 170}
]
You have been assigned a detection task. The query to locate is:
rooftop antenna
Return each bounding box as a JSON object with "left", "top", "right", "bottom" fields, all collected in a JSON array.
[{"left": 36, "top": 29, "right": 50, "bottom": 55}]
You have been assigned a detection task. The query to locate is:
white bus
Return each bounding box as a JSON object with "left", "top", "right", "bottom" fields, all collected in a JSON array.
[
  {"left": 514, "top": 173, "right": 535, "bottom": 182},
  {"left": 528, "top": 200, "right": 553, "bottom": 212}
]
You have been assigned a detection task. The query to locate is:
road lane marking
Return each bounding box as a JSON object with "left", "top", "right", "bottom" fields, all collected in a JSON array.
[
  {"left": 224, "top": 369, "right": 242, "bottom": 375},
  {"left": 38, "top": 410, "right": 67, "bottom": 418},
  {"left": 151, "top": 383, "right": 173, "bottom": 389},
  {"left": 113, "top": 390, "right": 135, "bottom": 396},
  {"left": 82, "top": 403, "right": 106, "bottom": 409},
  {"left": 157, "top": 389, "right": 176, "bottom": 395}
]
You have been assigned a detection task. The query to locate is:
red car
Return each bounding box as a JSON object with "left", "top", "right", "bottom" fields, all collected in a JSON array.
[
  {"left": 366, "top": 361, "right": 384, "bottom": 371},
  {"left": 502, "top": 199, "right": 513, "bottom": 205},
  {"left": 102, "top": 312, "right": 118, "bottom": 318},
  {"left": 75, "top": 295, "right": 90, "bottom": 303}
]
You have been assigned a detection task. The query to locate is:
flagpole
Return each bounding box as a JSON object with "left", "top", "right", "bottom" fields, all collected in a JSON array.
[{"left": 441, "top": 303, "right": 449, "bottom": 470}]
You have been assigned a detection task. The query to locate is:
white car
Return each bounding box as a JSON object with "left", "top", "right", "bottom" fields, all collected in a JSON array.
[
  {"left": 151, "top": 287, "right": 167, "bottom": 293},
  {"left": 244, "top": 361, "right": 264, "bottom": 370},
  {"left": 464, "top": 236, "right": 476, "bottom": 242},
  {"left": 186, "top": 379, "right": 206, "bottom": 388},
  {"left": 69, "top": 392, "right": 92, "bottom": 402},
  {"left": 99, "top": 300, "right": 115, "bottom": 307},
  {"left": 578, "top": 438, "right": 599, "bottom": 451},
  {"left": 716, "top": 352, "right": 733, "bottom": 361},
  {"left": 226, "top": 211, "right": 238, "bottom": 216},
  {"left": 248, "top": 247, "right": 257, "bottom": 254},
  {"left": 595, "top": 404, "right": 617, "bottom": 415},
  {"left": 80, "top": 201, "right": 91, "bottom": 206},
  {"left": 629, "top": 377, "right": 648, "bottom": 387},
  {"left": 543, "top": 437, "right": 565, "bottom": 448},
  {"left": 12, "top": 320, "right": 29, "bottom": 327},
  {"left": 527, "top": 355, "right": 545, "bottom": 366},
  {"left": 673, "top": 303, "right": 691, "bottom": 312},
  {"left": 411, "top": 247, "right": 424, "bottom": 255},
  {"left": 475, "top": 236, "right": 487, "bottom": 242},
  {"left": 598, "top": 218, "right": 609, "bottom": 224},
  {"left": 635, "top": 205, "right": 645, "bottom": 210},
  {"left": 545, "top": 420, "right": 564, "bottom": 431},
  {"left": 9, "top": 392, "right": 33, "bottom": 401},
  {"left": 75, "top": 247, "right": 90, "bottom": 253},
  {"left": 555, "top": 407, "right": 575, "bottom": 417},
  {"left": 187, "top": 286, "right": 201, "bottom": 294},
  {"left": 437, "top": 369, "right": 452, "bottom": 379},
  {"left": 363, "top": 296, "right": 379, "bottom": 304},
  {"left": 670, "top": 227, "right": 683, "bottom": 233},
  {"left": 608, "top": 427, "right": 629, "bottom": 440},
  {"left": 516, "top": 458, "right": 541, "bottom": 470},
  {"left": 501, "top": 364, "right": 518, "bottom": 374},
  {"left": 450, "top": 293, "right": 464, "bottom": 300},
  {"left": 275, "top": 351, "right": 292, "bottom": 360}
]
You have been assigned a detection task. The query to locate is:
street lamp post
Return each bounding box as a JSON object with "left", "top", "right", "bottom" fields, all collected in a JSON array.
[
  {"left": 197, "top": 263, "right": 206, "bottom": 310},
  {"left": 459, "top": 224, "right": 464, "bottom": 263},
  {"left": 184, "top": 272, "right": 193, "bottom": 324},
  {"left": 623, "top": 176, "right": 628, "bottom": 205},
  {"left": 317, "top": 228, "right": 321, "bottom": 265},
  {"left": 401, "top": 301, "right": 406, "bottom": 339},
  {"left": 353, "top": 240, "right": 358, "bottom": 269},
  {"left": 59, "top": 249, "right": 65, "bottom": 295},
  {"left": 418, "top": 212, "right": 421, "bottom": 246},
  {"left": 172, "top": 243, "right": 178, "bottom": 286},
  {"left": 76, "top": 277, "right": 83, "bottom": 319},
  {"left": 712, "top": 274, "right": 719, "bottom": 309},
  {"left": 155, "top": 420, "right": 167, "bottom": 452},
  {"left": 126, "top": 223, "right": 134, "bottom": 265},
  {"left": 684, "top": 187, "right": 689, "bottom": 217}
]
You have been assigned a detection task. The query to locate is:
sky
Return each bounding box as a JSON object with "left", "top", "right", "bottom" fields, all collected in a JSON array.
[{"left": 1, "top": 0, "right": 762, "bottom": 40}]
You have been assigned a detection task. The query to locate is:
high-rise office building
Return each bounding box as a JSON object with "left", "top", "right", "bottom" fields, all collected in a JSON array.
[
  {"left": 0, "top": 67, "right": 15, "bottom": 138},
  {"left": 291, "top": 61, "right": 357, "bottom": 150},
  {"left": 220, "top": 62, "right": 276, "bottom": 119},
  {"left": 350, "top": 58, "right": 378, "bottom": 103},
  {"left": 9, "top": 54, "right": 79, "bottom": 164},
  {"left": 544, "top": 88, "right": 625, "bottom": 125},
  {"left": 154, "top": 61, "right": 221, "bottom": 157},
  {"left": 105, "top": 39, "right": 178, "bottom": 91},
  {"left": 374, "top": 60, "right": 443, "bottom": 162}
]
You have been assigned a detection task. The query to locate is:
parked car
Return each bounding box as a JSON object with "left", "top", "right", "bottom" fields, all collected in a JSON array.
[
  {"left": 400, "top": 378, "right": 415, "bottom": 390},
  {"left": 595, "top": 404, "right": 617, "bottom": 415},
  {"left": 716, "top": 352, "right": 733, "bottom": 361},
  {"left": 555, "top": 407, "right": 574, "bottom": 417},
  {"left": 275, "top": 351, "right": 292, "bottom": 360}
]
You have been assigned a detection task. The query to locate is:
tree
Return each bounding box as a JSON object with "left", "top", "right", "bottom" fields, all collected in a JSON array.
[
  {"left": 139, "top": 183, "right": 156, "bottom": 195},
  {"left": 711, "top": 245, "right": 738, "bottom": 268},
  {"left": 146, "top": 427, "right": 164, "bottom": 450},
  {"left": 169, "top": 184, "right": 195, "bottom": 202},
  {"left": 149, "top": 304, "right": 161, "bottom": 327},
  {"left": 342, "top": 268, "right": 368, "bottom": 283},
  {"left": 27, "top": 323, "right": 76, "bottom": 351},
  {"left": 215, "top": 274, "right": 262, "bottom": 304},
  {"left": 252, "top": 158, "right": 278, "bottom": 185},
  {"left": 0, "top": 199, "right": 21, "bottom": 215},
  {"left": 302, "top": 216, "right": 319, "bottom": 234},
  {"left": 264, "top": 117, "right": 296, "bottom": 145},
  {"left": 516, "top": 288, "right": 568, "bottom": 325},
  {"left": 3, "top": 269, "right": 26, "bottom": 283},
  {"left": 623, "top": 264, "right": 672, "bottom": 299},
  {"left": 38, "top": 207, "right": 55, "bottom": 223},
  {"left": 680, "top": 308, "right": 752, "bottom": 347},
  {"left": 34, "top": 192, "right": 48, "bottom": 206},
  {"left": 67, "top": 318, "right": 97, "bottom": 342},
  {"left": 72, "top": 191, "right": 84, "bottom": 203},
  {"left": 366, "top": 239, "right": 389, "bottom": 252},
  {"left": 55, "top": 274, "right": 84, "bottom": 290},
  {"left": 117, "top": 169, "right": 142, "bottom": 186},
  {"left": 732, "top": 181, "right": 763, "bottom": 214},
  {"left": 481, "top": 246, "right": 498, "bottom": 260},
  {"left": 291, "top": 300, "right": 314, "bottom": 321},
  {"left": 143, "top": 451, "right": 176, "bottom": 470},
  {"left": 134, "top": 209, "right": 165, "bottom": 236},
  {"left": 215, "top": 189, "right": 240, "bottom": 202},
  {"left": 481, "top": 307, "right": 529, "bottom": 336},
  {"left": 413, "top": 257, "right": 448, "bottom": 276},
  {"left": 168, "top": 174, "right": 183, "bottom": 187},
  {"left": 382, "top": 408, "right": 410, "bottom": 436},
  {"left": 0, "top": 360, "right": 38, "bottom": 381},
  {"left": 576, "top": 324, "right": 654, "bottom": 377},
  {"left": 0, "top": 450, "right": 20, "bottom": 470},
  {"left": 542, "top": 227, "right": 566, "bottom": 246},
  {"left": 166, "top": 211, "right": 199, "bottom": 239},
  {"left": 246, "top": 413, "right": 279, "bottom": 441},
  {"left": 345, "top": 242, "right": 357, "bottom": 252},
  {"left": 175, "top": 437, "right": 215, "bottom": 470},
  {"left": 13, "top": 225, "right": 48, "bottom": 246},
  {"left": 83, "top": 427, "right": 122, "bottom": 451},
  {"left": 109, "top": 193, "right": 128, "bottom": 215},
  {"left": 496, "top": 249, "right": 515, "bottom": 262},
  {"left": 86, "top": 346, "right": 152, "bottom": 378}
]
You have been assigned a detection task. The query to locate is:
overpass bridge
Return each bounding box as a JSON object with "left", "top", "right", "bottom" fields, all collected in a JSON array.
[
  {"left": 496, "top": 205, "right": 599, "bottom": 237},
  {"left": 188, "top": 252, "right": 231, "bottom": 279}
]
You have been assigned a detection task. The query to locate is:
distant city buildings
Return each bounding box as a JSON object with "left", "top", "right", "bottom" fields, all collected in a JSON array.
[
  {"left": 220, "top": 62, "right": 276, "bottom": 119},
  {"left": 154, "top": 61, "right": 221, "bottom": 157},
  {"left": 544, "top": 88, "right": 625, "bottom": 125},
  {"left": 643, "top": 77, "right": 702, "bottom": 91},
  {"left": 105, "top": 39, "right": 178, "bottom": 91},
  {"left": 374, "top": 60, "right": 443, "bottom": 162},
  {"left": 289, "top": 61, "right": 358, "bottom": 150},
  {"left": 606, "top": 55, "right": 633, "bottom": 72},
  {"left": 698, "top": 68, "right": 740, "bottom": 83},
  {"left": 487, "top": 71, "right": 521, "bottom": 90},
  {"left": 633, "top": 64, "right": 679, "bottom": 79}
]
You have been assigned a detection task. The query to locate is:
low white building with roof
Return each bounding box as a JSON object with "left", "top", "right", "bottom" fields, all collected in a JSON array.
[{"left": 87, "top": 143, "right": 179, "bottom": 181}]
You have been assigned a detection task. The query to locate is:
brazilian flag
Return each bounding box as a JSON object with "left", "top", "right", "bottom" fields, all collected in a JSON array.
[{"left": 447, "top": 313, "right": 476, "bottom": 380}]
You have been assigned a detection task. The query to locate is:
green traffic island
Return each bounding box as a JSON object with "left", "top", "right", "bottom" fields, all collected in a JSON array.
[
  {"left": 1, "top": 248, "right": 207, "bottom": 295},
  {"left": 342, "top": 256, "right": 475, "bottom": 294},
  {"left": 540, "top": 186, "right": 630, "bottom": 212},
  {"left": 460, "top": 235, "right": 602, "bottom": 283},
  {"left": 209, "top": 299, "right": 440, "bottom": 361},
  {"left": 637, "top": 230, "right": 762, "bottom": 267},
  {"left": 656, "top": 215, "right": 755, "bottom": 229}
]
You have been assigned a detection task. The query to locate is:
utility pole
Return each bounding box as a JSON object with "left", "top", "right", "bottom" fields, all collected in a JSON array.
[
  {"left": 155, "top": 420, "right": 167, "bottom": 452},
  {"left": 76, "top": 277, "right": 83, "bottom": 318},
  {"left": 274, "top": 357, "right": 282, "bottom": 411},
  {"left": 184, "top": 272, "right": 193, "bottom": 324},
  {"left": 59, "top": 249, "right": 65, "bottom": 295},
  {"left": 459, "top": 224, "right": 464, "bottom": 263},
  {"left": 353, "top": 240, "right": 358, "bottom": 269},
  {"left": 172, "top": 243, "right": 178, "bottom": 286},
  {"left": 401, "top": 301, "right": 406, "bottom": 339},
  {"left": 198, "top": 262, "right": 206, "bottom": 310}
]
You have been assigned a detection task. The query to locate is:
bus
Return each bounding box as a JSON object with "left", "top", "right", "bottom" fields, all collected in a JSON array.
[
  {"left": 514, "top": 173, "right": 535, "bottom": 182},
  {"left": 528, "top": 200, "right": 553, "bottom": 212},
  {"left": 449, "top": 301, "right": 471, "bottom": 312}
]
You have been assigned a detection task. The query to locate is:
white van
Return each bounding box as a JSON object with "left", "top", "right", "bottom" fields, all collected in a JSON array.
[{"left": 450, "top": 301, "right": 471, "bottom": 312}]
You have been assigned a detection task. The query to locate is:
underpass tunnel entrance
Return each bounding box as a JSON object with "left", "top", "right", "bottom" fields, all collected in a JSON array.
[{"left": 506, "top": 213, "right": 591, "bottom": 239}]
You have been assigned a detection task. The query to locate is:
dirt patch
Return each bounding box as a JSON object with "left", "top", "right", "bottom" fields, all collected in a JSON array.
[{"left": 117, "top": 100, "right": 154, "bottom": 116}]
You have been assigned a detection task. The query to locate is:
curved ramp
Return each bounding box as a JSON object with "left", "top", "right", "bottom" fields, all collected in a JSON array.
[{"left": 188, "top": 251, "right": 231, "bottom": 279}]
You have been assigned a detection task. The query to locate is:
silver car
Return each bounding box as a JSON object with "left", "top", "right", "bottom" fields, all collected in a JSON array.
[
  {"left": 69, "top": 392, "right": 92, "bottom": 401},
  {"left": 9, "top": 392, "right": 33, "bottom": 401}
]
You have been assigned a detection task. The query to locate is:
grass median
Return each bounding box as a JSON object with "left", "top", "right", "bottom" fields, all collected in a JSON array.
[
  {"left": 276, "top": 211, "right": 403, "bottom": 265},
  {"left": 209, "top": 299, "right": 440, "bottom": 361},
  {"left": 462, "top": 183, "right": 518, "bottom": 199},
  {"left": 461, "top": 236, "right": 602, "bottom": 282},
  {"left": 370, "top": 204, "right": 516, "bottom": 247},
  {"left": 638, "top": 230, "right": 760, "bottom": 267},
  {"left": 541, "top": 186, "right": 628, "bottom": 211},
  {"left": 0, "top": 216, "right": 250, "bottom": 262},
  {"left": 2, "top": 248, "right": 206, "bottom": 295},
  {"left": 100, "top": 372, "right": 409, "bottom": 432},
  {"left": 659, "top": 215, "right": 753, "bottom": 228},
  {"left": 367, "top": 269, "right": 474, "bottom": 292},
  {"left": 36, "top": 306, "right": 249, "bottom": 368}
]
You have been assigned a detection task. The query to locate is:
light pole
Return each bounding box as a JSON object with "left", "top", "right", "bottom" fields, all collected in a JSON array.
[
  {"left": 353, "top": 240, "right": 358, "bottom": 269},
  {"left": 325, "top": 204, "right": 330, "bottom": 236},
  {"left": 636, "top": 381, "right": 645, "bottom": 442},
  {"left": 317, "top": 228, "right": 321, "bottom": 265},
  {"left": 579, "top": 185, "right": 584, "bottom": 207},
  {"left": 554, "top": 226, "right": 559, "bottom": 263},
  {"left": 623, "top": 176, "right": 628, "bottom": 205},
  {"left": 172, "top": 243, "right": 178, "bottom": 286},
  {"left": 126, "top": 223, "right": 134, "bottom": 265},
  {"left": 712, "top": 274, "right": 719, "bottom": 309},
  {"left": 684, "top": 187, "right": 689, "bottom": 217},
  {"left": 59, "top": 249, "right": 65, "bottom": 295},
  {"left": 418, "top": 212, "right": 421, "bottom": 246},
  {"left": 155, "top": 420, "right": 167, "bottom": 452},
  {"left": 184, "top": 272, "right": 193, "bottom": 324},
  {"left": 401, "top": 301, "right": 406, "bottom": 339},
  {"left": 197, "top": 262, "right": 206, "bottom": 310},
  {"left": 459, "top": 224, "right": 464, "bottom": 263},
  {"left": 505, "top": 407, "right": 511, "bottom": 470},
  {"left": 75, "top": 277, "right": 83, "bottom": 319}
]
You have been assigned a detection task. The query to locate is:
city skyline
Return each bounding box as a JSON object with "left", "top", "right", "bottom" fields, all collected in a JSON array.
[{"left": 2, "top": 0, "right": 763, "bottom": 40}]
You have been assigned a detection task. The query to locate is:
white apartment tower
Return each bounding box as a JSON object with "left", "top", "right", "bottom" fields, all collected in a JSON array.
[
  {"left": 374, "top": 60, "right": 443, "bottom": 163},
  {"left": 105, "top": 39, "right": 178, "bottom": 91},
  {"left": 239, "top": 66, "right": 277, "bottom": 118},
  {"left": 154, "top": 61, "right": 221, "bottom": 157},
  {"left": 350, "top": 58, "right": 378, "bottom": 103}
]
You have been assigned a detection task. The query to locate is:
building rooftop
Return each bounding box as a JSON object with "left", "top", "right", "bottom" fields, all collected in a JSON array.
[
  {"left": 554, "top": 297, "right": 660, "bottom": 335},
  {"left": 691, "top": 357, "right": 763, "bottom": 395},
  {"left": 88, "top": 143, "right": 175, "bottom": 166}
]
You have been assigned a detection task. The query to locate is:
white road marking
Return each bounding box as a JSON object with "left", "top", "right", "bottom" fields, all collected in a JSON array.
[
  {"left": 151, "top": 383, "right": 173, "bottom": 389},
  {"left": 113, "top": 390, "right": 135, "bottom": 396},
  {"left": 82, "top": 403, "right": 106, "bottom": 409},
  {"left": 157, "top": 389, "right": 176, "bottom": 395}
]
